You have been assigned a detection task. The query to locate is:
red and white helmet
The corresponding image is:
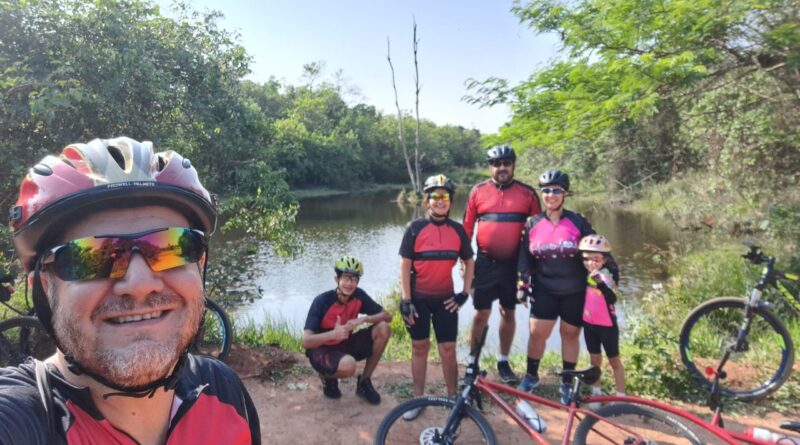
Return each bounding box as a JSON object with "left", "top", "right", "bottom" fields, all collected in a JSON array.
[
  {"left": 579, "top": 234, "right": 612, "bottom": 253},
  {"left": 10, "top": 137, "right": 217, "bottom": 270}
]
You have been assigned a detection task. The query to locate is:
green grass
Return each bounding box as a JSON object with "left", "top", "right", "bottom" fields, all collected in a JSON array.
[{"left": 235, "top": 314, "right": 304, "bottom": 352}]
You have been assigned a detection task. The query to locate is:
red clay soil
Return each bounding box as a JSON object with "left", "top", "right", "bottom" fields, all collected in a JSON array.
[{"left": 226, "top": 344, "right": 799, "bottom": 444}]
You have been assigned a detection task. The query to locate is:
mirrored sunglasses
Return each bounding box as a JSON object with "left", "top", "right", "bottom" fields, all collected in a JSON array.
[
  {"left": 490, "top": 160, "right": 513, "bottom": 167},
  {"left": 428, "top": 192, "right": 450, "bottom": 202},
  {"left": 541, "top": 187, "right": 565, "bottom": 195},
  {"left": 41, "top": 227, "right": 208, "bottom": 281}
]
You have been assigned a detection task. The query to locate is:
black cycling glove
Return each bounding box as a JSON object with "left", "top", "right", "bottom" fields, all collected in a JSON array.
[{"left": 453, "top": 291, "right": 470, "bottom": 307}]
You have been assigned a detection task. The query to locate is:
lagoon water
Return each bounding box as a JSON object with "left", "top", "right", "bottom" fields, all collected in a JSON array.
[{"left": 235, "top": 189, "right": 673, "bottom": 357}]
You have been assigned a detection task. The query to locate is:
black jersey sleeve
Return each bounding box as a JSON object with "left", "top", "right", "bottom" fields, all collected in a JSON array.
[
  {"left": 357, "top": 289, "right": 384, "bottom": 316},
  {"left": 303, "top": 295, "right": 325, "bottom": 332},
  {"left": 451, "top": 221, "right": 474, "bottom": 260},
  {"left": 0, "top": 366, "right": 52, "bottom": 445}
]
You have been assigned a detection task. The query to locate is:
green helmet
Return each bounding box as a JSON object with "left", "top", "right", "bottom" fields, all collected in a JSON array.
[{"left": 335, "top": 256, "right": 364, "bottom": 277}]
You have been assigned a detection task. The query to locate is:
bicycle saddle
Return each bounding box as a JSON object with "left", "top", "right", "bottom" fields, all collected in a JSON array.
[
  {"left": 781, "top": 421, "right": 800, "bottom": 434},
  {"left": 558, "top": 366, "right": 601, "bottom": 385}
]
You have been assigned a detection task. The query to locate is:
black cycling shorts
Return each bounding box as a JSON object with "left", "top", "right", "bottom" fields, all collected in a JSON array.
[
  {"left": 306, "top": 326, "right": 375, "bottom": 376},
  {"left": 583, "top": 323, "right": 620, "bottom": 358},
  {"left": 529, "top": 287, "right": 584, "bottom": 327},
  {"left": 472, "top": 255, "right": 517, "bottom": 311},
  {"left": 405, "top": 297, "right": 458, "bottom": 343}
]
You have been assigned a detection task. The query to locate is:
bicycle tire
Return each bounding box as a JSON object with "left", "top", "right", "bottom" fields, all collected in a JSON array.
[
  {"left": 574, "top": 403, "right": 703, "bottom": 445},
  {"left": 679, "top": 297, "right": 794, "bottom": 401},
  {"left": 191, "top": 299, "right": 233, "bottom": 362},
  {"left": 374, "top": 396, "right": 497, "bottom": 445},
  {"left": 0, "top": 316, "right": 56, "bottom": 367}
]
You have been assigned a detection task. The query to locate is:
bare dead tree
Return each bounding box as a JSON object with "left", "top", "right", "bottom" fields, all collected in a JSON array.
[
  {"left": 386, "top": 37, "right": 417, "bottom": 193},
  {"left": 412, "top": 18, "right": 422, "bottom": 193}
]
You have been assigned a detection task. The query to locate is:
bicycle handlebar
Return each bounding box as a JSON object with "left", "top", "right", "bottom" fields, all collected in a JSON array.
[{"left": 741, "top": 241, "right": 770, "bottom": 265}]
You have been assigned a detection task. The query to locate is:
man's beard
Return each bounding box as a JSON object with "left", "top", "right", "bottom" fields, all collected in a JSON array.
[{"left": 51, "top": 290, "right": 204, "bottom": 388}]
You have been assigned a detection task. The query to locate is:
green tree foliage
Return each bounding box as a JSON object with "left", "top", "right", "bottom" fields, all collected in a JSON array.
[
  {"left": 467, "top": 0, "right": 800, "bottom": 193},
  {"left": 0, "top": 0, "right": 483, "bottom": 287}
]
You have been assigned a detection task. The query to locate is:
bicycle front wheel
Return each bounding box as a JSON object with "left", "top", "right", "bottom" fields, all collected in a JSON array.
[
  {"left": 574, "top": 403, "right": 703, "bottom": 445},
  {"left": 0, "top": 316, "right": 56, "bottom": 367},
  {"left": 679, "top": 297, "right": 794, "bottom": 401},
  {"left": 374, "top": 396, "right": 496, "bottom": 445},
  {"left": 191, "top": 299, "right": 233, "bottom": 362}
]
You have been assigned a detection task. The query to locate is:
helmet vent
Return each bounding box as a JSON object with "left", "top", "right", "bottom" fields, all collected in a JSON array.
[
  {"left": 157, "top": 154, "right": 167, "bottom": 171},
  {"left": 106, "top": 145, "right": 126, "bottom": 170}
]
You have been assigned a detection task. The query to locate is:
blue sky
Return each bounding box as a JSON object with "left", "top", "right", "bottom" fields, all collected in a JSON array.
[{"left": 158, "top": 1, "right": 558, "bottom": 134}]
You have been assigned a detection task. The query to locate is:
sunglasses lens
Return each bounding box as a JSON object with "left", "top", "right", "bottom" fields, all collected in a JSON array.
[
  {"left": 543, "top": 188, "right": 563, "bottom": 195},
  {"left": 53, "top": 237, "right": 114, "bottom": 281},
  {"left": 50, "top": 228, "right": 205, "bottom": 281},
  {"left": 429, "top": 193, "right": 450, "bottom": 201}
]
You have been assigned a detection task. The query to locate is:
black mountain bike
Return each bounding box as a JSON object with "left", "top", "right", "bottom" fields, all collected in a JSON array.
[
  {"left": 679, "top": 242, "right": 799, "bottom": 401},
  {"left": 0, "top": 272, "right": 233, "bottom": 365},
  {"left": 0, "top": 273, "right": 55, "bottom": 367}
]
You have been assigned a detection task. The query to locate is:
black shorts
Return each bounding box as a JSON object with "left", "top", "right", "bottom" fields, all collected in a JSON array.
[
  {"left": 530, "top": 287, "right": 584, "bottom": 327},
  {"left": 405, "top": 297, "right": 458, "bottom": 343},
  {"left": 472, "top": 255, "right": 517, "bottom": 310},
  {"left": 583, "top": 323, "right": 620, "bottom": 358},
  {"left": 306, "top": 326, "right": 375, "bottom": 376}
]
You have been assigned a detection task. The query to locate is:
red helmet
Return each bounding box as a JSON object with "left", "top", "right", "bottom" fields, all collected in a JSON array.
[{"left": 10, "top": 137, "right": 217, "bottom": 270}]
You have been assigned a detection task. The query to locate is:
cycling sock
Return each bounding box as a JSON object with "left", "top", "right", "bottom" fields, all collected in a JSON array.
[
  {"left": 526, "top": 357, "right": 540, "bottom": 377},
  {"left": 562, "top": 360, "right": 576, "bottom": 384},
  {"left": 497, "top": 354, "right": 509, "bottom": 362}
]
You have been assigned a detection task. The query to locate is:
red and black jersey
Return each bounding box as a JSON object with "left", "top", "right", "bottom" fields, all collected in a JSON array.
[
  {"left": 463, "top": 179, "right": 540, "bottom": 261},
  {"left": 399, "top": 215, "right": 474, "bottom": 299},
  {"left": 303, "top": 288, "right": 384, "bottom": 346},
  {"left": 0, "top": 355, "right": 260, "bottom": 445}
]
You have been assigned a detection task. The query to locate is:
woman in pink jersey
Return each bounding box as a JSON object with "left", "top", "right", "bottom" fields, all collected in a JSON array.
[{"left": 515, "top": 170, "right": 597, "bottom": 405}]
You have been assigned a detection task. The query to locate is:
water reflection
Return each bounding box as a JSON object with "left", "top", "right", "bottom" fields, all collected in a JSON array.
[{"left": 237, "top": 190, "right": 673, "bottom": 356}]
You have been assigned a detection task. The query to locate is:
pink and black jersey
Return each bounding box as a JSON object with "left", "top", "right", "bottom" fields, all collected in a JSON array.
[
  {"left": 304, "top": 288, "right": 384, "bottom": 346},
  {"left": 517, "top": 210, "right": 595, "bottom": 295},
  {"left": 399, "top": 215, "right": 474, "bottom": 299},
  {"left": 463, "top": 179, "right": 540, "bottom": 261},
  {"left": 0, "top": 355, "right": 260, "bottom": 444}
]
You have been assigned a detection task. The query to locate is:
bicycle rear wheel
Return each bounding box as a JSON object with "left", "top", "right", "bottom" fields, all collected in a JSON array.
[
  {"left": 679, "top": 297, "right": 794, "bottom": 401},
  {"left": 0, "top": 316, "right": 56, "bottom": 367},
  {"left": 574, "top": 403, "right": 703, "bottom": 445},
  {"left": 374, "top": 396, "right": 496, "bottom": 445},
  {"left": 191, "top": 299, "right": 233, "bottom": 362}
]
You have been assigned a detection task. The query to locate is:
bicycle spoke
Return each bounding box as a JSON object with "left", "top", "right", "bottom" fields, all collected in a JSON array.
[
  {"left": 681, "top": 299, "right": 792, "bottom": 399},
  {"left": 575, "top": 404, "right": 702, "bottom": 445},
  {"left": 380, "top": 403, "right": 491, "bottom": 445}
]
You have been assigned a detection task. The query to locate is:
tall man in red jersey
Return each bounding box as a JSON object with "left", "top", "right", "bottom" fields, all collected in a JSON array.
[{"left": 463, "top": 145, "right": 541, "bottom": 383}]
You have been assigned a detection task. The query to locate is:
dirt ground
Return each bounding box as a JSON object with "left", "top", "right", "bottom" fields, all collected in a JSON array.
[{"left": 226, "top": 344, "right": 799, "bottom": 444}]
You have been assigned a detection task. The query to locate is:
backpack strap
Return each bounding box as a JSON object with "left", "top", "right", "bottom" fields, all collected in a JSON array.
[{"left": 34, "top": 359, "right": 55, "bottom": 440}]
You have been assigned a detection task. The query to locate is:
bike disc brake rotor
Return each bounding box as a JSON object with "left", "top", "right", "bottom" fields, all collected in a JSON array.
[{"left": 419, "top": 427, "right": 450, "bottom": 445}]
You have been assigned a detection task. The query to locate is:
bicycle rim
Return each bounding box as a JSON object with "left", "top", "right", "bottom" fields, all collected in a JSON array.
[
  {"left": 374, "top": 397, "right": 496, "bottom": 445},
  {"left": 679, "top": 297, "right": 794, "bottom": 401},
  {"left": 192, "top": 299, "right": 232, "bottom": 362},
  {"left": 0, "top": 316, "right": 56, "bottom": 367},
  {"left": 574, "top": 403, "right": 703, "bottom": 445}
]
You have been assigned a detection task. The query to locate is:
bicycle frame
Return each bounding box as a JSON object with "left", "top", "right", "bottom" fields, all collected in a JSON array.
[{"left": 469, "top": 373, "right": 777, "bottom": 445}]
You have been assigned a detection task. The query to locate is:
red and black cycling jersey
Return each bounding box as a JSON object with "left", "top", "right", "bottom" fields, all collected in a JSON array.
[
  {"left": 517, "top": 210, "right": 596, "bottom": 295},
  {"left": 304, "top": 288, "right": 384, "bottom": 346},
  {"left": 463, "top": 179, "right": 540, "bottom": 261},
  {"left": 0, "top": 355, "right": 260, "bottom": 445},
  {"left": 399, "top": 215, "right": 474, "bottom": 299}
]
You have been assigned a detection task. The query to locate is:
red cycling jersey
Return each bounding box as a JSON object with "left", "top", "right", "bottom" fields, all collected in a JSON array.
[
  {"left": 463, "top": 179, "right": 540, "bottom": 262},
  {"left": 399, "top": 216, "right": 473, "bottom": 299}
]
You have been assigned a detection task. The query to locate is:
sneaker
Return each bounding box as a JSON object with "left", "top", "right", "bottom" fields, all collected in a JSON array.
[
  {"left": 402, "top": 406, "right": 425, "bottom": 421},
  {"left": 517, "top": 374, "right": 541, "bottom": 393},
  {"left": 497, "top": 360, "right": 519, "bottom": 384},
  {"left": 559, "top": 383, "right": 572, "bottom": 406},
  {"left": 356, "top": 375, "right": 381, "bottom": 405},
  {"left": 320, "top": 374, "right": 341, "bottom": 399}
]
